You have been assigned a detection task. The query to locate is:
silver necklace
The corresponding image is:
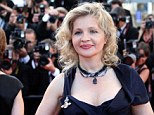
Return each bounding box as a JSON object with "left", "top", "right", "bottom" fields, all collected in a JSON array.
[{"left": 78, "top": 65, "right": 108, "bottom": 84}]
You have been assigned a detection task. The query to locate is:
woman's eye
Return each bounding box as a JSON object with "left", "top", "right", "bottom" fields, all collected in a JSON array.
[
  {"left": 74, "top": 31, "right": 82, "bottom": 35},
  {"left": 90, "top": 30, "right": 98, "bottom": 33}
]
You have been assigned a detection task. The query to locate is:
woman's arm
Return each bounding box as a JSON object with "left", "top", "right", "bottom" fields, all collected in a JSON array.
[
  {"left": 11, "top": 90, "right": 24, "bottom": 115},
  {"left": 35, "top": 73, "right": 64, "bottom": 115},
  {"left": 139, "top": 68, "right": 150, "bottom": 83},
  {"left": 0, "top": 3, "right": 13, "bottom": 13},
  {"left": 132, "top": 102, "right": 153, "bottom": 115}
]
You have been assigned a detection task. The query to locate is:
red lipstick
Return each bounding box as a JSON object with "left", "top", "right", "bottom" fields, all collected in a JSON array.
[{"left": 80, "top": 44, "right": 93, "bottom": 49}]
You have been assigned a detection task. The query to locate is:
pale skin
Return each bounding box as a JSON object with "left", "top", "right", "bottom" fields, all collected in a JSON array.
[
  {"left": 11, "top": 90, "right": 24, "bottom": 115},
  {"left": 139, "top": 65, "right": 150, "bottom": 83},
  {"left": 35, "top": 15, "right": 153, "bottom": 115},
  {"left": 35, "top": 73, "right": 64, "bottom": 115}
]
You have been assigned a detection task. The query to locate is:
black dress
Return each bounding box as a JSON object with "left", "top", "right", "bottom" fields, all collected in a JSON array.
[
  {"left": 59, "top": 64, "right": 149, "bottom": 115},
  {"left": 0, "top": 74, "right": 23, "bottom": 115}
]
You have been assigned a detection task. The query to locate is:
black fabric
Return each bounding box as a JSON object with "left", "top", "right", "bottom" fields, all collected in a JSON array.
[
  {"left": 136, "top": 64, "right": 147, "bottom": 74},
  {"left": 113, "top": 64, "right": 149, "bottom": 105},
  {"left": 135, "top": 64, "right": 151, "bottom": 100},
  {"left": 118, "top": 24, "right": 138, "bottom": 56},
  {"left": 26, "top": 59, "right": 51, "bottom": 95},
  {"left": 11, "top": 62, "right": 32, "bottom": 96},
  {"left": 0, "top": 74, "right": 23, "bottom": 115},
  {"left": 36, "top": 21, "right": 56, "bottom": 42},
  {"left": 59, "top": 64, "right": 149, "bottom": 115},
  {"left": 29, "top": 66, "right": 50, "bottom": 95}
]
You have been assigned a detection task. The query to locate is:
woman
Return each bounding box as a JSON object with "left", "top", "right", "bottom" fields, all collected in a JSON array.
[
  {"left": 0, "top": 28, "right": 24, "bottom": 115},
  {"left": 36, "top": 2, "right": 153, "bottom": 115},
  {"left": 138, "top": 14, "right": 154, "bottom": 52},
  {"left": 135, "top": 42, "right": 150, "bottom": 83},
  {"left": 135, "top": 42, "right": 152, "bottom": 100}
]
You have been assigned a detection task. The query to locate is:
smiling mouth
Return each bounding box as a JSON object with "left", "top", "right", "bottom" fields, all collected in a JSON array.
[{"left": 80, "top": 44, "right": 93, "bottom": 49}]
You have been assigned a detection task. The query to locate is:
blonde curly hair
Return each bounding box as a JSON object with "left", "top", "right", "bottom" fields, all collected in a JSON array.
[
  {"left": 0, "top": 28, "right": 7, "bottom": 58},
  {"left": 55, "top": 2, "right": 119, "bottom": 71}
]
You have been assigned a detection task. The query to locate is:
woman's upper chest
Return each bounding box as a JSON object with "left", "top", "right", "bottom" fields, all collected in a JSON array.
[{"left": 70, "top": 68, "right": 122, "bottom": 106}]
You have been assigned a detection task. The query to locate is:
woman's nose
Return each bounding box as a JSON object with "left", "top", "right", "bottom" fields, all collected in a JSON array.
[{"left": 81, "top": 32, "right": 90, "bottom": 42}]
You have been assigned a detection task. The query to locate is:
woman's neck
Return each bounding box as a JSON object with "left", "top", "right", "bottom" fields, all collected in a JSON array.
[{"left": 79, "top": 60, "right": 104, "bottom": 73}]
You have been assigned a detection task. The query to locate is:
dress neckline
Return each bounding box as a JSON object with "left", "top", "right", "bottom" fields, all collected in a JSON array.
[{"left": 67, "top": 88, "right": 122, "bottom": 108}]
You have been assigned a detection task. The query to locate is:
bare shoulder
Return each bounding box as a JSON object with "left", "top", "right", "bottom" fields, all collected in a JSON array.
[
  {"left": 35, "top": 73, "right": 65, "bottom": 115},
  {"left": 46, "top": 73, "right": 65, "bottom": 98}
]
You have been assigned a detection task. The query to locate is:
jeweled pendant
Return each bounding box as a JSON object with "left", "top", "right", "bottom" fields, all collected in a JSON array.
[{"left": 93, "top": 77, "right": 97, "bottom": 84}]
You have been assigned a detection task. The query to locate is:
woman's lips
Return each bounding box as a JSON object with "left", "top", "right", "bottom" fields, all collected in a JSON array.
[{"left": 80, "top": 44, "right": 93, "bottom": 49}]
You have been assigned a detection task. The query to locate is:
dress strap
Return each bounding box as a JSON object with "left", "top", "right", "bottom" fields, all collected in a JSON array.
[{"left": 63, "top": 67, "right": 76, "bottom": 97}]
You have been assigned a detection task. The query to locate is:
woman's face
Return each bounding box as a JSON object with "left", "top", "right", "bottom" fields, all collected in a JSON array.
[
  {"left": 137, "top": 49, "right": 147, "bottom": 65},
  {"left": 72, "top": 15, "right": 106, "bottom": 59}
]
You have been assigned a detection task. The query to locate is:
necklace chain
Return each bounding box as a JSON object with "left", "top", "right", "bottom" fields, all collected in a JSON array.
[{"left": 78, "top": 64, "right": 108, "bottom": 84}]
